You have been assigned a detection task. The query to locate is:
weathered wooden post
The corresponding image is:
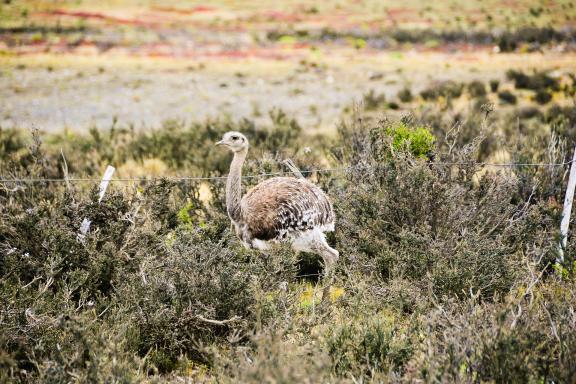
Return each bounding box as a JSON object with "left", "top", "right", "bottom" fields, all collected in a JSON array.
[
  {"left": 558, "top": 146, "right": 576, "bottom": 264},
  {"left": 78, "top": 165, "right": 115, "bottom": 239}
]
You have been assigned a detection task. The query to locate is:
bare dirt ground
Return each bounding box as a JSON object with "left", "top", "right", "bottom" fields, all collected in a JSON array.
[
  {"left": 1, "top": 0, "right": 575, "bottom": 132},
  {"left": 2, "top": 52, "right": 575, "bottom": 133}
]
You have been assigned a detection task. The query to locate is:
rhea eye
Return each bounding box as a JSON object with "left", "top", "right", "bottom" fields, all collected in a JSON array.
[{"left": 231, "top": 136, "right": 239, "bottom": 140}]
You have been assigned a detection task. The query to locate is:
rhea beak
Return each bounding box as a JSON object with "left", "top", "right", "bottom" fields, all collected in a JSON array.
[{"left": 215, "top": 140, "right": 225, "bottom": 146}]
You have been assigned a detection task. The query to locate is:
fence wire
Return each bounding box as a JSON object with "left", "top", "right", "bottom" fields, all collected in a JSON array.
[{"left": 0, "top": 160, "right": 573, "bottom": 184}]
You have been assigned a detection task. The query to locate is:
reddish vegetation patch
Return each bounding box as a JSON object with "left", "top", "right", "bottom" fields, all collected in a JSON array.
[
  {"left": 260, "top": 10, "right": 301, "bottom": 22},
  {"left": 43, "top": 9, "right": 158, "bottom": 27},
  {"left": 386, "top": 7, "right": 416, "bottom": 18},
  {"left": 5, "top": 39, "right": 302, "bottom": 60},
  {"left": 453, "top": 52, "right": 486, "bottom": 60},
  {"left": 291, "top": 42, "right": 311, "bottom": 49},
  {"left": 3, "top": 4, "right": 572, "bottom": 62},
  {"left": 205, "top": 49, "right": 290, "bottom": 60},
  {"left": 385, "top": 7, "right": 428, "bottom": 24},
  {"left": 500, "top": 0, "right": 525, "bottom": 10},
  {"left": 152, "top": 5, "right": 216, "bottom": 15}
]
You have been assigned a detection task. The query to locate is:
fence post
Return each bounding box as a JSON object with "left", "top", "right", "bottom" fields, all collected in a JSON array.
[
  {"left": 558, "top": 146, "right": 576, "bottom": 265},
  {"left": 78, "top": 165, "right": 115, "bottom": 240}
]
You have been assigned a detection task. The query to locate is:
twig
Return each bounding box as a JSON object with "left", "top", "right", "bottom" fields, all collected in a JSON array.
[
  {"left": 543, "top": 305, "right": 561, "bottom": 344},
  {"left": 21, "top": 276, "right": 41, "bottom": 289},
  {"left": 510, "top": 304, "right": 522, "bottom": 329},
  {"left": 0, "top": 184, "right": 25, "bottom": 193},
  {"left": 196, "top": 315, "right": 241, "bottom": 326},
  {"left": 60, "top": 148, "right": 70, "bottom": 190}
]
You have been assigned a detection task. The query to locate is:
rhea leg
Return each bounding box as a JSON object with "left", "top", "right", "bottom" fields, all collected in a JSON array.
[
  {"left": 313, "top": 232, "right": 340, "bottom": 303},
  {"left": 292, "top": 229, "right": 338, "bottom": 264},
  {"left": 316, "top": 239, "right": 339, "bottom": 304},
  {"left": 292, "top": 229, "right": 339, "bottom": 304},
  {"left": 318, "top": 242, "right": 339, "bottom": 271}
]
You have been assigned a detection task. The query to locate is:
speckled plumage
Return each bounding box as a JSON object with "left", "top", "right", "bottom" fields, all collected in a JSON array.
[
  {"left": 239, "top": 177, "right": 335, "bottom": 244},
  {"left": 217, "top": 131, "right": 339, "bottom": 270}
]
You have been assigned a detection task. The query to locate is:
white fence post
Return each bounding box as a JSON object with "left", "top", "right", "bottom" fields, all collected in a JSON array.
[
  {"left": 558, "top": 146, "right": 576, "bottom": 265},
  {"left": 78, "top": 165, "right": 115, "bottom": 240}
]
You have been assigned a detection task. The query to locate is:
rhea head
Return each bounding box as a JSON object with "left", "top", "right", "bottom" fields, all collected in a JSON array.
[{"left": 216, "top": 131, "right": 249, "bottom": 153}]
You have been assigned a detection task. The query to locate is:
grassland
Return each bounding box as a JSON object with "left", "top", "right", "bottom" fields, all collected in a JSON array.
[
  {"left": 2, "top": 1, "right": 576, "bottom": 383},
  {"left": 2, "top": 94, "right": 576, "bottom": 382},
  {"left": 2, "top": 51, "right": 575, "bottom": 133},
  {"left": 1, "top": 0, "right": 576, "bottom": 132}
]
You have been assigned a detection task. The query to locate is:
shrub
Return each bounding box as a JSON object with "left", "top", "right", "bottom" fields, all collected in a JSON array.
[
  {"left": 534, "top": 90, "right": 552, "bottom": 104},
  {"left": 335, "top": 115, "right": 564, "bottom": 301},
  {"left": 496, "top": 27, "right": 569, "bottom": 52},
  {"left": 397, "top": 88, "right": 413, "bottom": 103},
  {"left": 498, "top": 90, "right": 517, "bottom": 104},
  {"left": 546, "top": 105, "right": 576, "bottom": 143},
  {"left": 517, "top": 106, "right": 544, "bottom": 120},
  {"left": 0, "top": 127, "right": 28, "bottom": 163},
  {"left": 506, "top": 70, "right": 560, "bottom": 92},
  {"left": 547, "top": 104, "right": 576, "bottom": 126},
  {"left": 420, "top": 80, "right": 463, "bottom": 100},
  {"left": 0, "top": 106, "right": 573, "bottom": 382},
  {"left": 324, "top": 311, "right": 414, "bottom": 376},
  {"left": 117, "top": 228, "right": 298, "bottom": 371},
  {"left": 378, "top": 122, "right": 435, "bottom": 159},
  {"left": 406, "top": 280, "right": 576, "bottom": 383},
  {"left": 363, "top": 90, "right": 387, "bottom": 110},
  {"left": 489, "top": 79, "right": 500, "bottom": 92},
  {"left": 468, "top": 80, "right": 487, "bottom": 97}
]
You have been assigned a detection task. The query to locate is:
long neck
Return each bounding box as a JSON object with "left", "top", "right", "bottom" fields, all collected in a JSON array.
[{"left": 226, "top": 149, "right": 247, "bottom": 222}]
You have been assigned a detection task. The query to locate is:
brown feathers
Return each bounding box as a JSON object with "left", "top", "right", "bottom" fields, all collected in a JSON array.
[
  {"left": 216, "top": 131, "right": 337, "bottom": 255},
  {"left": 240, "top": 177, "right": 335, "bottom": 242}
]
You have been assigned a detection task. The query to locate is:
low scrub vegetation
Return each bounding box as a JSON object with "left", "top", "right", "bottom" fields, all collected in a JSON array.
[
  {"left": 268, "top": 26, "right": 576, "bottom": 52},
  {"left": 1, "top": 102, "right": 576, "bottom": 382}
]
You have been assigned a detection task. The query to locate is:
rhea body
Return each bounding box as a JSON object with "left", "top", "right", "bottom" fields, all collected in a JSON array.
[{"left": 216, "top": 131, "right": 339, "bottom": 270}]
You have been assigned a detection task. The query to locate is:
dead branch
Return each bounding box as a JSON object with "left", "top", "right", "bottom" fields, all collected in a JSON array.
[{"left": 196, "top": 315, "right": 241, "bottom": 326}]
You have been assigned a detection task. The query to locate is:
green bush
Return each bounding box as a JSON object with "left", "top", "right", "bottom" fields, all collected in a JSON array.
[
  {"left": 397, "top": 88, "right": 413, "bottom": 103},
  {"left": 468, "top": 80, "right": 487, "bottom": 97},
  {"left": 498, "top": 90, "right": 517, "bottom": 104},
  {"left": 363, "top": 89, "right": 387, "bottom": 110},
  {"left": 1, "top": 105, "right": 574, "bottom": 382},
  {"left": 325, "top": 311, "right": 414, "bottom": 376},
  {"left": 117, "top": 227, "right": 298, "bottom": 371},
  {"left": 420, "top": 80, "right": 463, "bottom": 100},
  {"left": 517, "top": 106, "right": 544, "bottom": 120},
  {"left": 375, "top": 121, "right": 435, "bottom": 159},
  {"left": 336, "top": 135, "right": 526, "bottom": 302},
  {"left": 408, "top": 280, "right": 576, "bottom": 383},
  {"left": 534, "top": 89, "right": 552, "bottom": 104},
  {"left": 506, "top": 70, "right": 560, "bottom": 92},
  {"left": 489, "top": 79, "right": 500, "bottom": 92}
]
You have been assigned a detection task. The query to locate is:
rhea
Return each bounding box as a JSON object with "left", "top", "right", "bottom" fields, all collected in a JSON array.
[{"left": 216, "top": 131, "right": 339, "bottom": 274}]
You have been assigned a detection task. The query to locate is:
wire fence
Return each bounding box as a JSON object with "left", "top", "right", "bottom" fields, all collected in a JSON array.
[{"left": 0, "top": 159, "right": 573, "bottom": 184}]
